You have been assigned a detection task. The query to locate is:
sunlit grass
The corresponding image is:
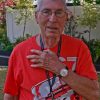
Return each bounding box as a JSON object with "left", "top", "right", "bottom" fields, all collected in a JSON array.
[{"left": 0, "top": 68, "right": 7, "bottom": 100}]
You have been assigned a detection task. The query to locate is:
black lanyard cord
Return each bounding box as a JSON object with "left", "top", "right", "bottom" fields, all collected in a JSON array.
[
  {"left": 45, "top": 71, "right": 56, "bottom": 99},
  {"left": 40, "top": 35, "right": 79, "bottom": 100},
  {"left": 40, "top": 35, "right": 62, "bottom": 99},
  {"left": 40, "top": 35, "right": 62, "bottom": 55},
  {"left": 40, "top": 35, "right": 44, "bottom": 51},
  {"left": 57, "top": 36, "right": 62, "bottom": 57}
]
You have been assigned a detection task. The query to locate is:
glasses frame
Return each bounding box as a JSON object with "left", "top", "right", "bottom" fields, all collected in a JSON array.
[{"left": 39, "top": 9, "right": 67, "bottom": 18}]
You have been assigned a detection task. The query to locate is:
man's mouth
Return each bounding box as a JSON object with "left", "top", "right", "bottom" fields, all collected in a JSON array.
[{"left": 47, "top": 26, "right": 58, "bottom": 30}]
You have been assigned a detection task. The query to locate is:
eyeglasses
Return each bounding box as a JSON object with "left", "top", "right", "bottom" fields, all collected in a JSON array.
[{"left": 39, "top": 9, "right": 66, "bottom": 18}]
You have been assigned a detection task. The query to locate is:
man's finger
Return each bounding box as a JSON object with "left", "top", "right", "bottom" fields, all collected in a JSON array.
[
  {"left": 30, "top": 49, "right": 42, "bottom": 55},
  {"left": 43, "top": 49, "right": 54, "bottom": 54},
  {"left": 31, "top": 63, "right": 43, "bottom": 67},
  {"left": 26, "top": 55, "right": 40, "bottom": 59},
  {"left": 30, "top": 58, "right": 43, "bottom": 63}
]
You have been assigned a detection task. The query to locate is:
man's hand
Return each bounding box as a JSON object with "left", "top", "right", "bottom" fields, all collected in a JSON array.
[
  {"left": 26, "top": 49, "right": 65, "bottom": 75},
  {"left": 4, "top": 93, "right": 18, "bottom": 100},
  {"left": 26, "top": 49, "right": 100, "bottom": 100}
]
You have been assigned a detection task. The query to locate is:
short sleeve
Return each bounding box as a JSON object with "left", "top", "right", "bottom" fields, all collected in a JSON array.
[
  {"left": 3, "top": 48, "right": 23, "bottom": 96},
  {"left": 77, "top": 41, "right": 98, "bottom": 80}
]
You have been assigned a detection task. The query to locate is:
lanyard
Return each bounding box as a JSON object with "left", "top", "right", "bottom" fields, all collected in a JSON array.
[
  {"left": 40, "top": 35, "right": 80, "bottom": 100},
  {"left": 40, "top": 35, "right": 62, "bottom": 99}
]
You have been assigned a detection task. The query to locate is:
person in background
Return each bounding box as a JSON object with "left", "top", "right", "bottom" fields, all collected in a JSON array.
[{"left": 3, "top": 0, "right": 100, "bottom": 100}]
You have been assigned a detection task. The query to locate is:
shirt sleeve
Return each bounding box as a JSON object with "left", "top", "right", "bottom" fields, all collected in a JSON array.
[
  {"left": 3, "top": 48, "right": 23, "bottom": 96},
  {"left": 77, "top": 41, "right": 98, "bottom": 80}
]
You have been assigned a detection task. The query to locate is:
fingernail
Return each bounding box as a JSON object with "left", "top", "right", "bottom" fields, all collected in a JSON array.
[
  {"left": 26, "top": 55, "right": 30, "bottom": 58},
  {"left": 31, "top": 49, "right": 35, "bottom": 52},
  {"left": 31, "top": 65, "right": 34, "bottom": 67},
  {"left": 31, "top": 65, "right": 37, "bottom": 67},
  {"left": 30, "top": 49, "right": 33, "bottom": 52},
  {"left": 26, "top": 56, "right": 29, "bottom": 58}
]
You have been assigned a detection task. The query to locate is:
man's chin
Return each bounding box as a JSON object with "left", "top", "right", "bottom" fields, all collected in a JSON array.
[{"left": 46, "top": 32, "right": 59, "bottom": 37}]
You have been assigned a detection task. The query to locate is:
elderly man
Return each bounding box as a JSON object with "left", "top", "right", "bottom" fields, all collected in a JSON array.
[{"left": 4, "top": 0, "right": 99, "bottom": 100}]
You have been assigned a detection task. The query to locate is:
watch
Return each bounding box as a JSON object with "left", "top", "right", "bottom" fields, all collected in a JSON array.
[{"left": 60, "top": 68, "right": 68, "bottom": 77}]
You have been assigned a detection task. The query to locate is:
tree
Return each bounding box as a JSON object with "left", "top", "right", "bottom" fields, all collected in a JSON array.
[
  {"left": 6, "top": 0, "right": 34, "bottom": 40},
  {"left": 0, "top": 0, "right": 15, "bottom": 41},
  {"left": 77, "top": 2, "right": 100, "bottom": 41}
]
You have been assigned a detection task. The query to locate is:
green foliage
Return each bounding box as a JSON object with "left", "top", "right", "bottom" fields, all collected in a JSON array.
[
  {"left": 93, "top": 40, "right": 100, "bottom": 59},
  {"left": 0, "top": 27, "right": 6, "bottom": 37},
  {"left": 0, "top": 34, "right": 14, "bottom": 51},
  {"left": 0, "top": 32, "right": 32, "bottom": 51},
  {"left": 73, "top": 0, "right": 80, "bottom": 5},
  {"left": 85, "top": 0, "right": 100, "bottom": 4},
  {"left": 84, "top": 0, "right": 93, "bottom": 3},
  {"left": 15, "top": 1, "right": 34, "bottom": 24},
  {"left": 14, "top": 0, "right": 33, "bottom": 9},
  {"left": 66, "top": 1, "right": 100, "bottom": 62},
  {"left": 96, "top": 0, "right": 100, "bottom": 4},
  {"left": 77, "top": 2, "right": 100, "bottom": 29},
  {"left": 0, "top": 69, "right": 7, "bottom": 100},
  {"left": 82, "top": 38, "right": 100, "bottom": 63},
  {"left": 14, "top": 33, "right": 32, "bottom": 46},
  {"left": 64, "top": 2, "right": 100, "bottom": 63},
  {"left": 6, "top": 0, "right": 34, "bottom": 24},
  {"left": 5, "top": 0, "right": 35, "bottom": 39},
  {"left": 0, "top": 16, "right": 10, "bottom": 51},
  {"left": 14, "top": 37, "right": 25, "bottom": 45}
]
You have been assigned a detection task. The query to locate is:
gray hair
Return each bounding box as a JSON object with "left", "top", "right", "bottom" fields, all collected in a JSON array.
[{"left": 36, "top": 0, "right": 67, "bottom": 11}]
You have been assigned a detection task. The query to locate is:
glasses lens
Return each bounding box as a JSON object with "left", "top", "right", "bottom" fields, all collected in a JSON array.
[
  {"left": 41, "top": 9, "right": 51, "bottom": 16},
  {"left": 40, "top": 9, "right": 66, "bottom": 18},
  {"left": 55, "top": 11, "right": 65, "bottom": 17}
]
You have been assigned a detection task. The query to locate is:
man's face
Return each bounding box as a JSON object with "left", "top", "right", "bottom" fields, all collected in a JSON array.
[{"left": 35, "top": 0, "right": 68, "bottom": 39}]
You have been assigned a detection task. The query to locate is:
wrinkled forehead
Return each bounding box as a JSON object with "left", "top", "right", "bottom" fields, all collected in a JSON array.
[{"left": 37, "top": 0, "right": 66, "bottom": 11}]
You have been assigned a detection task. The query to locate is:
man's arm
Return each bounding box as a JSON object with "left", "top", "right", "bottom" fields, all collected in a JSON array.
[
  {"left": 27, "top": 49, "right": 100, "bottom": 100},
  {"left": 61, "top": 70, "right": 100, "bottom": 100},
  {"left": 4, "top": 93, "right": 18, "bottom": 100}
]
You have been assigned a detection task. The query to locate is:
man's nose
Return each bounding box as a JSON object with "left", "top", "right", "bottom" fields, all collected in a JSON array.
[{"left": 49, "top": 13, "right": 57, "bottom": 22}]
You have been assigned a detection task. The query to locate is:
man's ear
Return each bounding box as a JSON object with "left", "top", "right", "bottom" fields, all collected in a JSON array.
[{"left": 35, "top": 12, "right": 38, "bottom": 24}]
